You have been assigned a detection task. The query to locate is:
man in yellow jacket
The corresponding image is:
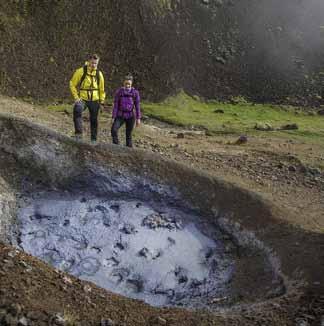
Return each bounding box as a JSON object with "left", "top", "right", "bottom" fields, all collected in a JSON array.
[{"left": 69, "top": 54, "right": 106, "bottom": 142}]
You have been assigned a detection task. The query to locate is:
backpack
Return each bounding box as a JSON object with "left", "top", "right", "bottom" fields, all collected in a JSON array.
[
  {"left": 79, "top": 65, "right": 101, "bottom": 92},
  {"left": 119, "top": 87, "right": 137, "bottom": 112}
]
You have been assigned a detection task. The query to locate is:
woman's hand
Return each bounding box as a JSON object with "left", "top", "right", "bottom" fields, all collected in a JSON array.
[{"left": 136, "top": 119, "right": 141, "bottom": 127}]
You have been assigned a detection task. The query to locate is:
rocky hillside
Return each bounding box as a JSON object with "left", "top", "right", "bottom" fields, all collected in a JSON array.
[{"left": 0, "top": 0, "right": 323, "bottom": 105}]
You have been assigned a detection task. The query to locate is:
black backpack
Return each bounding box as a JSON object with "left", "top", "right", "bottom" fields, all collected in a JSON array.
[{"left": 79, "top": 65, "right": 101, "bottom": 90}]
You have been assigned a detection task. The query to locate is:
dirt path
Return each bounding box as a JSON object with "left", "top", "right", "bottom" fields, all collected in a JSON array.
[{"left": 0, "top": 96, "right": 323, "bottom": 325}]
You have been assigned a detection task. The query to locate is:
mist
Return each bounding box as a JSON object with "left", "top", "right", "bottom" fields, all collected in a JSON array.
[{"left": 237, "top": 0, "right": 324, "bottom": 73}]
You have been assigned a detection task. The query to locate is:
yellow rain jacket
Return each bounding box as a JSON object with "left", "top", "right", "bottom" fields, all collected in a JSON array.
[{"left": 69, "top": 62, "right": 106, "bottom": 103}]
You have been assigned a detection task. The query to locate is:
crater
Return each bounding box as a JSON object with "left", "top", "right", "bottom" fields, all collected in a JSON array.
[{"left": 0, "top": 115, "right": 286, "bottom": 311}]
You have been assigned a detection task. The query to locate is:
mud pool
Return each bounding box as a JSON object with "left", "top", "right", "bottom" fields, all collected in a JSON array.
[{"left": 17, "top": 193, "right": 234, "bottom": 309}]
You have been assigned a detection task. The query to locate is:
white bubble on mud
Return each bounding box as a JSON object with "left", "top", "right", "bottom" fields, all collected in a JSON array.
[{"left": 17, "top": 193, "right": 234, "bottom": 309}]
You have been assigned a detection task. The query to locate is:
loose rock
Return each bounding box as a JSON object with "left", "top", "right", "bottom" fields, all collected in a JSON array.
[
  {"left": 288, "top": 165, "right": 297, "bottom": 172},
  {"left": 279, "top": 123, "right": 298, "bottom": 130},
  {"left": 235, "top": 135, "right": 248, "bottom": 145},
  {"left": 101, "top": 319, "right": 115, "bottom": 326},
  {"left": 18, "top": 316, "right": 29, "bottom": 326},
  {"left": 213, "top": 109, "right": 224, "bottom": 113},
  {"left": 254, "top": 123, "right": 274, "bottom": 131}
]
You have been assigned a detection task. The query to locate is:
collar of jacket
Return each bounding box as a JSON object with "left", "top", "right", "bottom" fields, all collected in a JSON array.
[{"left": 84, "top": 61, "right": 97, "bottom": 75}]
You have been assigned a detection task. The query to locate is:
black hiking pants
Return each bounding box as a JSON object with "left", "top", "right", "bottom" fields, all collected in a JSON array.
[
  {"left": 111, "top": 116, "right": 135, "bottom": 147},
  {"left": 73, "top": 100, "right": 100, "bottom": 141}
]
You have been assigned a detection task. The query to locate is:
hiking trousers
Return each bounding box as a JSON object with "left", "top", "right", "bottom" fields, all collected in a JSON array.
[
  {"left": 73, "top": 100, "right": 100, "bottom": 141},
  {"left": 111, "top": 116, "right": 135, "bottom": 147}
]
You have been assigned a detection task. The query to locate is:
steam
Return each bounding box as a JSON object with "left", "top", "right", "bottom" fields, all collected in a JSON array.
[{"left": 237, "top": 0, "right": 324, "bottom": 73}]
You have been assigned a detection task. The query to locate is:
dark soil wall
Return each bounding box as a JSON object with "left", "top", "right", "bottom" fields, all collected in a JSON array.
[{"left": 0, "top": 0, "right": 323, "bottom": 105}]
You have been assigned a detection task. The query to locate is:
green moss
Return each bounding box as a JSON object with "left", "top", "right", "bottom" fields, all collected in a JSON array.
[
  {"left": 46, "top": 104, "right": 72, "bottom": 113},
  {"left": 142, "top": 91, "right": 324, "bottom": 144}
]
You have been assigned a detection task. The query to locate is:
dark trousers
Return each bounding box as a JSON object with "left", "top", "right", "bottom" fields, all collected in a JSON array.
[
  {"left": 73, "top": 100, "right": 100, "bottom": 141},
  {"left": 111, "top": 116, "right": 135, "bottom": 147}
]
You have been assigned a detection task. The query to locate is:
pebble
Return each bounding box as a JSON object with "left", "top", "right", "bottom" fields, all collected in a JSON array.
[
  {"left": 295, "top": 319, "right": 309, "bottom": 326},
  {"left": 156, "top": 316, "right": 167, "bottom": 325},
  {"left": 19, "top": 261, "right": 32, "bottom": 272},
  {"left": 83, "top": 284, "right": 92, "bottom": 293},
  {"left": 101, "top": 318, "right": 115, "bottom": 326},
  {"left": 7, "top": 251, "right": 18, "bottom": 258},
  {"left": 210, "top": 296, "right": 228, "bottom": 304},
  {"left": 52, "top": 313, "right": 66, "bottom": 326},
  {"left": 288, "top": 165, "right": 297, "bottom": 172},
  {"left": 63, "top": 276, "right": 72, "bottom": 285},
  {"left": 18, "top": 316, "right": 29, "bottom": 326},
  {"left": 235, "top": 135, "right": 248, "bottom": 144}
]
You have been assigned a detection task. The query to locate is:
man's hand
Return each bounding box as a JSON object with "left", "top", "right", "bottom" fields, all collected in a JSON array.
[
  {"left": 136, "top": 119, "right": 141, "bottom": 127},
  {"left": 75, "top": 98, "right": 82, "bottom": 105}
]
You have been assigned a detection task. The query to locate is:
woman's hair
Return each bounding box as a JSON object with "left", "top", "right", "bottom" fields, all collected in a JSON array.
[{"left": 124, "top": 74, "right": 134, "bottom": 82}]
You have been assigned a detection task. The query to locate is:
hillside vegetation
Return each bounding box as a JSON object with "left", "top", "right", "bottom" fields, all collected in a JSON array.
[
  {"left": 0, "top": 0, "right": 323, "bottom": 105},
  {"left": 142, "top": 92, "right": 324, "bottom": 143}
]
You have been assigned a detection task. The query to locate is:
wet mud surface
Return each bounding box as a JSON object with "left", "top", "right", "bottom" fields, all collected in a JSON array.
[{"left": 17, "top": 192, "right": 234, "bottom": 309}]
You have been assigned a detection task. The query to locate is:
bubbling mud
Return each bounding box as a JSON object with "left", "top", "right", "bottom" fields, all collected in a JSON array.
[{"left": 18, "top": 193, "right": 234, "bottom": 309}]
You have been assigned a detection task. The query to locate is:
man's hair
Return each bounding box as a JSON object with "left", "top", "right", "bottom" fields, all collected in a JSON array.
[{"left": 89, "top": 53, "right": 100, "bottom": 60}]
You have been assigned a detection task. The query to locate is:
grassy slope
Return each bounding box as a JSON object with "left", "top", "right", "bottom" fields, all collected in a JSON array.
[{"left": 142, "top": 91, "right": 324, "bottom": 144}]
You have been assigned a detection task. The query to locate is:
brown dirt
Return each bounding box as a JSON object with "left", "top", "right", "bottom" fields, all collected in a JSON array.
[{"left": 0, "top": 95, "right": 323, "bottom": 325}]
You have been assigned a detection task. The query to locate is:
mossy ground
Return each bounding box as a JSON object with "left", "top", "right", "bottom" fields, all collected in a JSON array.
[{"left": 141, "top": 91, "right": 324, "bottom": 144}]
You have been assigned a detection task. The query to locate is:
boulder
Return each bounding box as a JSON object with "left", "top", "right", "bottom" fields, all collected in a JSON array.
[
  {"left": 254, "top": 123, "right": 274, "bottom": 131},
  {"left": 279, "top": 123, "right": 298, "bottom": 130}
]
